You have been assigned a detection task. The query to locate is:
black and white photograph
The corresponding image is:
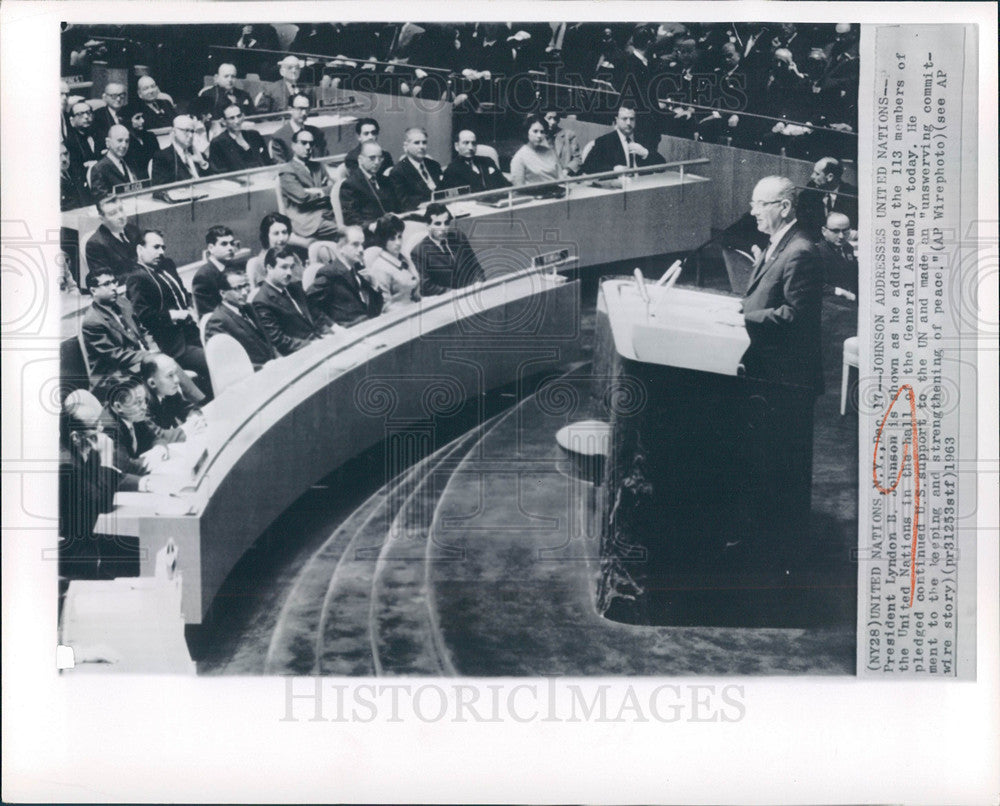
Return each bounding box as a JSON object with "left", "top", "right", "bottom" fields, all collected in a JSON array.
[{"left": 2, "top": 2, "right": 997, "bottom": 803}]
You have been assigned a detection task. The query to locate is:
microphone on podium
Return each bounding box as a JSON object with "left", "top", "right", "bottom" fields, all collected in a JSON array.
[{"left": 633, "top": 268, "right": 650, "bottom": 304}]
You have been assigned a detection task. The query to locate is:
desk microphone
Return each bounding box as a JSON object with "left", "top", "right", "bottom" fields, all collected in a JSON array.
[{"left": 633, "top": 268, "right": 650, "bottom": 304}]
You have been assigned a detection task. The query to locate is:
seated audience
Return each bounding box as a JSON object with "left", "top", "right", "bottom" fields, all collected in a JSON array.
[
  {"left": 123, "top": 109, "right": 160, "bottom": 180},
  {"left": 269, "top": 93, "right": 329, "bottom": 163},
  {"left": 246, "top": 212, "right": 306, "bottom": 288},
  {"left": 361, "top": 214, "right": 420, "bottom": 312},
  {"left": 61, "top": 142, "right": 93, "bottom": 211},
  {"left": 442, "top": 129, "right": 511, "bottom": 192},
  {"left": 798, "top": 156, "right": 858, "bottom": 239},
  {"left": 91, "top": 82, "right": 130, "bottom": 142},
  {"left": 125, "top": 229, "right": 210, "bottom": 393},
  {"left": 411, "top": 203, "right": 485, "bottom": 296},
  {"left": 209, "top": 104, "right": 273, "bottom": 174},
  {"left": 252, "top": 246, "right": 337, "bottom": 355},
  {"left": 85, "top": 195, "right": 141, "bottom": 281},
  {"left": 204, "top": 267, "right": 278, "bottom": 370},
  {"left": 387, "top": 127, "right": 445, "bottom": 212},
  {"left": 816, "top": 211, "right": 858, "bottom": 298},
  {"left": 256, "top": 55, "right": 314, "bottom": 113},
  {"left": 125, "top": 75, "right": 177, "bottom": 130},
  {"left": 197, "top": 63, "right": 257, "bottom": 121},
  {"left": 344, "top": 118, "right": 394, "bottom": 174},
  {"left": 279, "top": 129, "right": 340, "bottom": 240},
  {"left": 340, "top": 141, "right": 399, "bottom": 231},
  {"left": 81, "top": 268, "right": 152, "bottom": 389},
  {"left": 64, "top": 100, "right": 100, "bottom": 172},
  {"left": 150, "top": 115, "right": 212, "bottom": 186},
  {"left": 192, "top": 225, "right": 239, "bottom": 318},
  {"left": 510, "top": 115, "right": 563, "bottom": 186},
  {"left": 307, "top": 225, "right": 384, "bottom": 327},
  {"left": 581, "top": 104, "right": 665, "bottom": 174},
  {"left": 89, "top": 125, "right": 140, "bottom": 198}
]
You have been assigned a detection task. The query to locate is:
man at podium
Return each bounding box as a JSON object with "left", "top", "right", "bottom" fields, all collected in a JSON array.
[{"left": 741, "top": 175, "right": 824, "bottom": 565}]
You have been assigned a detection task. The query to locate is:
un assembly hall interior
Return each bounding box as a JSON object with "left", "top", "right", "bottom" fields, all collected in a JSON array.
[{"left": 57, "top": 20, "right": 862, "bottom": 675}]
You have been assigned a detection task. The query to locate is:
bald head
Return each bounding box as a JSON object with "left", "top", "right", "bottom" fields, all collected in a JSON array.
[
  {"left": 136, "top": 75, "right": 159, "bottom": 100},
  {"left": 105, "top": 124, "right": 131, "bottom": 159},
  {"left": 750, "top": 176, "right": 797, "bottom": 236},
  {"left": 215, "top": 63, "right": 238, "bottom": 89},
  {"left": 455, "top": 129, "right": 477, "bottom": 160},
  {"left": 811, "top": 157, "right": 843, "bottom": 189}
]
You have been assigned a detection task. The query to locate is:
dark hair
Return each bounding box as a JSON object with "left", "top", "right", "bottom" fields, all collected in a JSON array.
[
  {"left": 205, "top": 224, "right": 234, "bottom": 246},
  {"left": 258, "top": 212, "right": 292, "bottom": 248},
  {"left": 522, "top": 114, "right": 547, "bottom": 140},
  {"left": 96, "top": 195, "right": 121, "bottom": 216},
  {"left": 424, "top": 203, "right": 453, "bottom": 223},
  {"left": 264, "top": 245, "right": 299, "bottom": 269},
  {"left": 139, "top": 228, "right": 164, "bottom": 247},
  {"left": 631, "top": 27, "right": 654, "bottom": 51},
  {"left": 373, "top": 214, "right": 405, "bottom": 248},
  {"left": 85, "top": 268, "right": 115, "bottom": 289},
  {"left": 355, "top": 117, "right": 379, "bottom": 136}
]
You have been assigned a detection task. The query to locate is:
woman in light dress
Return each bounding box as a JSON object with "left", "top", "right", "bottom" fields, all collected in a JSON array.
[
  {"left": 509, "top": 114, "right": 564, "bottom": 186},
  {"left": 361, "top": 214, "right": 420, "bottom": 312}
]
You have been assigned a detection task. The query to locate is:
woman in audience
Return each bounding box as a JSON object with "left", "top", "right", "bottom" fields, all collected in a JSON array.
[
  {"left": 361, "top": 214, "right": 420, "bottom": 312},
  {"left": 246, "top": 212, "right": 306, "bottom": 288},
  {"left": 509, "top": 114, "right": 564, "bottom": 186}
]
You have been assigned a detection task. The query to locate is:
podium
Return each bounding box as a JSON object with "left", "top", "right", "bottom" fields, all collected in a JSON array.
[{"left": 594, "top": 277, "right": 807, "bottom": 625}]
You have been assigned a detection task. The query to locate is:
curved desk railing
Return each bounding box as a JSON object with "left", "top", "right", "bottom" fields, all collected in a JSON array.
[{"left": 97, "top": 264, "right": 582, "bottom": 623}]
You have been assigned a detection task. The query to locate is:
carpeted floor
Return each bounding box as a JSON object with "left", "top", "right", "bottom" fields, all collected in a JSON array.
[{"left": 193, "top": 258, "right": 859, "bottom": 676}]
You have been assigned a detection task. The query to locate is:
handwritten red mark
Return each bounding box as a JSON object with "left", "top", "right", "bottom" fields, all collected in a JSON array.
[{"left": 872, "top": 384, "right": 921, "bottom": 607}]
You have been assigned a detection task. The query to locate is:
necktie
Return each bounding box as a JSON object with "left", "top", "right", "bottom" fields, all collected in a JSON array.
[
  {"left": 824, "top": 193, "right": 833, "bottom": 215},
  {"left": 150, "top": 102, "right": 162, "bottom": 116},
  {"left": 625, "top": 136, "right": 635, "bottom": 169},
  {"left": 187, "top": 152, "right": 200, "bottom": 178},
  {"left": 468, "top": 159, "right": 484, "bottom": 189},
  {"left": 124, "top": 421, "right": 137, "bottom": 455},
  {"left": 289, "top": 84, "right": 299, "bottom": 96},
  {"left": 368, "top": 174, "right": 386, "bottom": 212},
  {"left": 283, "top": 288, "right": 306, "bottom": 320},
  {"left": 157, "top": 267, "right": 187, "bottom": 310},
  {"left": 418, "top": 161, "right": 435, "bottom": 189}
]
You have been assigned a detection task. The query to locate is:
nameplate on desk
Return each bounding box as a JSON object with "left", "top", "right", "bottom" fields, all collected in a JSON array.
[
  {"left": 153, "top": 189, "right": 210, "bottom": 204},
  {"left": 481, "top": 195, "right": 535, "bottom": 208},
  {"left": 531, "top": 249, "right": 572, "bottom": 270},
  {"left": 318, "top": 95, "right": 357, "bottom": 109},
  {"left": 432, "top": 186, "right": 469, "bottom": 201},
  {"left": 113, "top": 179, "right": 151, "bottom": 194},
  {"left": 191, "top": 447, "right": 209, "bottom": 479}
]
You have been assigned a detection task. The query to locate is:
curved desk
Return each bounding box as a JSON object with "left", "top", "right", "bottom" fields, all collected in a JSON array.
[{"left": 97, "top": 267, "right": 581, "bottom": 623}]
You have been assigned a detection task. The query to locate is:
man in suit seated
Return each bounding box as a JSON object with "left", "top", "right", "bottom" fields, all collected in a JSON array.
[
  {"left": 306, "top": 225, "right": 383, "bottom": 327},
  {"left": 125, "top": 229, "right": 211, "bottom": 395},
  {"left": 204, "top": 267, "right": 278, "bottom": 370},
  {"left": 269, "top": 93, "right": 329, "bottom": 163},
  {"left": 340, "top": 142, "right": 399, "bottom": 234},
  {"left": 279, "top": 128, "right": 341, "bottom": 240},
  {"left": 64, "top": 100, "right": 100, "bottom": 173},
  {"left": 81, "top": 268, "right": 152, "bottom": 390},
  {"left": 91, "top": 82, "right": 130, "bottom": 142},
  {"left": 442, "top": 129, "right": 511, "bottom": 192},
  {"left": 252, "top": 246, "right": 339, "bottom": 355},
  {"left": 815, "top": 211, "right": 857, "bottom": 299},
  {"left": 140, "top": 352, "right": 207, "bottom": 434},
  {"left": 256, "top": 55, "right": 314, "bottom": 113},
  {"left": 61, "top": 142, "right": 93, "bottom": 211},
  {"left": 388, "top": 127, "right": 445, "bottom": 212},
  {"left": 344, "top": 118, "right": 394, "bottom": 174},
  {"left": 150, "top": 115, "right": 213, "bottom": 186},
  {"left": 85, "top": 195, "right": 141, "bottom": 281},
  {"left": 191, "top": 225, "right": 239, "bottom": 318},
  {"left": 209, "top": 104, "right": 273, "bottom": 174},
  {"left": 197, "top": 63, "right": 257, "bottom": 121},
  {"left": 89, "top": 125, "right": 141, "bottom": 199},
  {"left": 797, "top": 157, "right": 859, "bottom": 239},
  {"left": 125, "top": 75, "right": 177, "bottom": 131},
  {"left": 581, "top": 103, "right": 665, "bottom": 175},
  {"left": 411, "top": 203, "right": 485, "bottom": 296}
]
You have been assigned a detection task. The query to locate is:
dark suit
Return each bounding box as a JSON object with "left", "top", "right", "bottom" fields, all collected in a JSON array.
[
  {"left": 91, "top": 106, "right": 127, "bottom": 143},
  {"left": 81, "top": 300, "right": 152, "bottom": 386},
  {"left": 146, "top": 391, "right": 198, "bottom": 430},
  {"left": 64, "top": 126, "right": 100, "bottom": 170},
  {"left": 306, "top": 257, "right": 384, "bottom": 327},
  {"left": 61, "top": 165, "right": 94, "bottom": 211},
  {"left": 269, "top": 123, "right": 328, "bottom": 163},
  {"left": 339, "top": 167, "right": 398, "bottom": 228},
  {"left": 410, "top": 232, "right": 485, "bottom": 296},
  {"left": 815, "top": 239, "right": 858, "bottom": 295},
  {"left": 85, "top": 223, "right": 141, "bottom": 280},
  {"left": 190, "top": 260, "right": 229, "bottom": 318},
  {"left": 256, "top": 80, "right": 315, "bottom": 114},
  {"left": 581, "top": 129, "right": 665, "bottom": 175},
  {"left": 740, "top": 223, "right": 824, "bottom": 560},
  {"left": 387, "top": 157, "right": 445, "bottom": 212},
  {"left": 124, "top": 260, "right": 209, "bottom": 386},
  {"left": 103, "top": 410, "right": 184, "bottom": 485},
  {"left": 197, "top": 84, "right": 256, "bottom": 120},
  {"left": 344, "top": 144, "right": 393, "bottom": 174},
  {"left": 442, "top": 155, "right": 511, "bottom": 192},
  {"left": 124, "top": 129, "right": 160, "bottom": 180},
  {"left": 797, "top": 182, "right": 858, "bottom": 239},
  {"left": 208, "top": 129, "right": 272, "bottom": 174},
  {"left": 150, "top": 145, "right": 212, "bottom": 187},
  {"left": 204, "top": 302, "right": 277, "bottom": 369},
  {"left": 251, "top": 281, "right": 333, "bottom": 355},
  {"left": 124, "top": 98, "right": 177, "bottom": 130},
  {"left": 88, "top": 155, "right": 139, "bottom": 198}
]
